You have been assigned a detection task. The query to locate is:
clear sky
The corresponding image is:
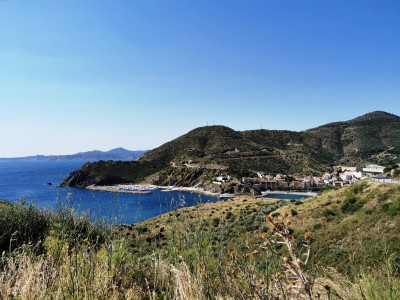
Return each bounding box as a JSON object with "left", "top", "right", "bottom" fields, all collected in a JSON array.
[{"left": 0, "top": 0, "right": 399, "bottom": 157}]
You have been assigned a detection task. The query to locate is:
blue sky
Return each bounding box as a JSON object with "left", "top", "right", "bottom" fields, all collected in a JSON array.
[{"left": 0, "top": 0, "right": 399, "bottom": 157}]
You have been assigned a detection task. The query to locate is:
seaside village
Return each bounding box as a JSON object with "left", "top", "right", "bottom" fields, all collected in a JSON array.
[{"left": 214, "top": 164, "right": 400, "bottom": 193}]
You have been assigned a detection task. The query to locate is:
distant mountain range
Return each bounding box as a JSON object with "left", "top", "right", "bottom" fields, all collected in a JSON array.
[
  {"left": 0, "top": 148, "right": 148, "bottom": 162},
  {"left": 62, "top": 111, "right": 400, "bottom": 188}
]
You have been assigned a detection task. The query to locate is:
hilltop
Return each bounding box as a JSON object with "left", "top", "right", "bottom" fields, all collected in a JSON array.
[{"left": 62, "top": 111, "right": 400, "bottom": 188}]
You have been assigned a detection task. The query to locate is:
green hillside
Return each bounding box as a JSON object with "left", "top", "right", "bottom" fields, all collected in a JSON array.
[{"left": 62, "top": 111, "right": 400, "bottom": 188}]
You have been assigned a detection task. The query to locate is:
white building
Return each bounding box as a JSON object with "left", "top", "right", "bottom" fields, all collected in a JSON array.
[{"left": 362, "top": 164, "right": 385, "bottom": 176}]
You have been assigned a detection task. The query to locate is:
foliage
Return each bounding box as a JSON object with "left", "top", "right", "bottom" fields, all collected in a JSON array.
[
  {"left": 2, "top": 181, "right": 400, "bottom": 299},
  {"left": 0, "top": 198, "right": 50, "bottom": 253},
  {"left": 62, "top": 112, "right": 400, "bottom": 188}
]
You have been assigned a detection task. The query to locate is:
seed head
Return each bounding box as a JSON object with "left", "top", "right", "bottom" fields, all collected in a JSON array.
[
  {"left": 283, "top": 256, "right": 289, "bottom": 263},
  {"left": 283, "top": 211, "right": 289, "bottom": 218},
  {"left": 261, "top": 233, "right": 267, "bottom": 239},
  {"left": 304, "top": 232, "right": 311, "bottom": 240},
  {"left": 263, "top": 241, "right": 269, "bottom": 247},
  {"left": 266, "top": 215, "right": 272, "bottom": 222}
]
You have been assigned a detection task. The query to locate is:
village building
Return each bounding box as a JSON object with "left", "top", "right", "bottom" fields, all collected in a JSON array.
[{"left": 362, "top": 164, "right": 385, "bottom": 177}]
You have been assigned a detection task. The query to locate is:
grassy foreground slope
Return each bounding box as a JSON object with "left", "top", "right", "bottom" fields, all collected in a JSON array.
[
  {"left": 1, "top": 182, "right": 400, "bottom": 299},
  {"left": 126, "top": 181, "right": 400, "bottom": 275}
]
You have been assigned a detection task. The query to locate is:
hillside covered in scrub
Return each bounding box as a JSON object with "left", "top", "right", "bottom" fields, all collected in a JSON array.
[
  {"left": 1, "top": 181, "right": 400, "bottom": 299},
  {"left": 62, "top": 111, "right": 400, "bottom": 188}
]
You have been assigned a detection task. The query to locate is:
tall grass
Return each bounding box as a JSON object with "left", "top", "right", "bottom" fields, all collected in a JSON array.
[{"left": 0, "top": 196, "right": 399, "bottom": 299}]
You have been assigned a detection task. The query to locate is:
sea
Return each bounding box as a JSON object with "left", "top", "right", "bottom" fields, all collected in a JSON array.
[{"left": 0, "top": 160, "right": 309, "bottom": 224}]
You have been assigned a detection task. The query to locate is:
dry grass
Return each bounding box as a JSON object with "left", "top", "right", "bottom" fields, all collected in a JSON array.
[
  {"left": 0, "top": 237, "right": 142, "bottom": 300},
  {"left": 1, "top": 182, "right": 400, "bottom": 299}
]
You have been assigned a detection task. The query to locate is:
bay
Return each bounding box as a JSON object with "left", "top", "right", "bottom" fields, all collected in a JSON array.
[
  {"left": 0, "top": 161, "right": 310, "bottom": 224},
  {"left": 0, "top": 160, "right": 217, "bottom": 224}
]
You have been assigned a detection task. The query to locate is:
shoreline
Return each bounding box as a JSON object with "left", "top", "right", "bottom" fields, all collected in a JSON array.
[
  {"left": 261, "top": 191, "right": 317, "bottom": 197},
  {"left": 158, "top": 186, "right": 220, "bottom": 197},
  {"left": 85, "top": 184, "right": 317, "bottom": 198},
  {"left": 86, "top": 184, "right": 221, "bottom": 197}
]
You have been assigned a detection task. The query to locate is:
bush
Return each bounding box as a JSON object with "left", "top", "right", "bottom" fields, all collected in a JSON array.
[
  {"left": 340, "top": 186, "right": 368, "bottom": 214},
  {"left": 0, "top": 198, "right": 50, "bottom": 253},
  {"left": 212, "top": 217, "right": 220, "bottom": 227},
  {"left": 225, "top": 211, "right": 235, "bottom": 220}
]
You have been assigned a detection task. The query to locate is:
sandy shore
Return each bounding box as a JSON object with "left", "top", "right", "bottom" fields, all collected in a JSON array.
[
  {"left": 261, "top": 191, "right": 317, "bottom": 197},
  {"left": 159, "top": 186, "right": 220, "bottom": 197}
]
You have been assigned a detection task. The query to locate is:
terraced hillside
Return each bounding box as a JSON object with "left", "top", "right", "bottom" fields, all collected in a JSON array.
[{"left": 62, "top": 111, "right": 400, "bottom": 188}]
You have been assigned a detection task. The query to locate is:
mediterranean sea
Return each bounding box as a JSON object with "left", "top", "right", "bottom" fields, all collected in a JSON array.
[{"left": 0, "top": 160, "right": 309, "bottom": 224}]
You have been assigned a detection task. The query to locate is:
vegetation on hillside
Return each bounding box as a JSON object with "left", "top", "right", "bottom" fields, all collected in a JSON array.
[
  {"left": 62, "top": 111, "right": 400, "bottom": 188},
  {"left": 1, "top": 181, "right": 400, "bottom": 299}
]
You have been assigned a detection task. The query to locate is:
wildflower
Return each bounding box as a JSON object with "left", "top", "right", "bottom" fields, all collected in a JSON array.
[
  {"left": 261, "top": 233, "right": 268, "bottom": 239},
  {"left": 283, "top": 211, "right": 289, "bottom": 218},
  {"left": 270, "top": 225, "right": 276, "bottom": 231},
  {"left": 263, "top": 241, "right": 269, "bottom": 247},
  {"left": 283, "top": 256, "right": 289, "bottom": 263},
  {"left": 290, "top": 279, "right": 296, "bottom": 285},
  {"left": 304, "top": 232, "right": 311, "bottom": 240},
  {"left": 266, "top": 215, "right": 272, "bottom": 222},
  {"left": 285, "top": 220, "right": 291, "bottom": 226}
]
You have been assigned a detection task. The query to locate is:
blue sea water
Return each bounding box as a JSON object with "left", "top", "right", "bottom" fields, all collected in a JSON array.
[
  {"left": 0, "top": 160, "right": 218, "bottom": 224},
  {"left": 0, "top": 161, "right": 309, "bottom": 224}
]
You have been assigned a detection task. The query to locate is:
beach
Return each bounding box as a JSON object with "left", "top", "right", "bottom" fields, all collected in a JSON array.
[{"left": 86, "top": 184, "right": 221, "bottom": 197}]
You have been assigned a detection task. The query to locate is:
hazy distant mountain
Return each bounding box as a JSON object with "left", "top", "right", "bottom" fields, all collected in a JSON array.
[
  {"left": 0, "top": 148, "right": 148, "bottom": 162},
  {"left": 62, "top": 111, "right": 400, "bottom": 188}
]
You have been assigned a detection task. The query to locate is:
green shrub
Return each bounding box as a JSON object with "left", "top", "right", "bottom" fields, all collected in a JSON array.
[
  {"left": 0, "top": 198, "right": 50, "bottom": 253},
  {"left": 225, "top": 211, "right": 235, "bottom": 220},
  {"left": 212, "top": 217, "right": 220, "bottom": 227},
  {"left": 341, "top": 191, "right": 367, "bottom": 214}
]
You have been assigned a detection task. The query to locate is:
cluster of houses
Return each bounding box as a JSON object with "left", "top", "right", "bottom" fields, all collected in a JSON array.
[{"left": 215, "top": 164, "right": 394, "bottom": 191}]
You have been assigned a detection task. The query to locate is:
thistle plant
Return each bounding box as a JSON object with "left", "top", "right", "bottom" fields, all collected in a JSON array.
[{"left": 262, "top": 212, "right": 316, "bottom": 300}]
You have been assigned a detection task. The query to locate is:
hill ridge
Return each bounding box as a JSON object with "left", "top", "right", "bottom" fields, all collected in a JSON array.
[{"left": 62, "top": 111, "right": 400, "bottom": 188}]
